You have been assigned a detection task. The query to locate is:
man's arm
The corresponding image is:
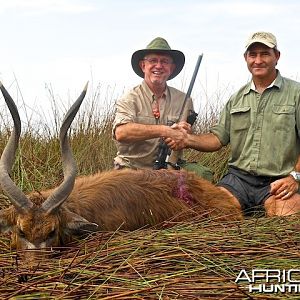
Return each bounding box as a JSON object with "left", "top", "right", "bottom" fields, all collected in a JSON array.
[
  {"left": 114, "top": 123, "right": 167, "bottom": 142},
  {"left": 114, "top": 122, "right": 190, "bottom": 144},
  {"left": 165, "top": 129, "right": 223, "bottom": 152},
  {"left": 270, "top": 154, "right": 300, "bottom": 200},
  {"left": 185, "top": 132, "right": 223, "bottom": 151}
]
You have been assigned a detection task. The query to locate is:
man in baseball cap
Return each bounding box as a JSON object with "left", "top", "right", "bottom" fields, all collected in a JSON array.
[{"left": 167, "top": 31, "right": 300, "bottom": 218}]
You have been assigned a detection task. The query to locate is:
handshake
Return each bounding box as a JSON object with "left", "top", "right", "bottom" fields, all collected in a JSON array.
[
  {"left": 153, "top": 111, "right": 197, "bottom": 170},
  {"left": 165, "top": 110, "right": 198, "bottom": 150},
  {"left": 164, "top": 120, "right": 191, "bottom": 151}
]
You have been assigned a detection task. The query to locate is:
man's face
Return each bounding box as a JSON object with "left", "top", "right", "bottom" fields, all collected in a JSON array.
[
  {"left": 139, "top": 53, "right": 175, "bottom": 86},
  {"left": 244, "top": 43, "right": 280, "bottom": 79}
]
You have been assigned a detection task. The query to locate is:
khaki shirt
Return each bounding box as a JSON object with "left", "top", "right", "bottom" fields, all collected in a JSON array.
[
  {"left": 211, "top": 71, "right": 300, "bottom": 177},
  {"left": 113, "top": 80, "right": 193, "bottom": 169}
]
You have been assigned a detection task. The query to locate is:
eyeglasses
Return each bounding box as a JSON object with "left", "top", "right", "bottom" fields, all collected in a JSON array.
[{"left": 143, "top": 57, "right": 173, "bottom": 66}]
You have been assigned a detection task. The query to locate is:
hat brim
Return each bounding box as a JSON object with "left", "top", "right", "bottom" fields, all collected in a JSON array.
[
  {"left": 246, "top": 39, "right": 276, "bottom": 50},
  {"left": 131, "top": 49, "right": 185, "bottom": 80}
]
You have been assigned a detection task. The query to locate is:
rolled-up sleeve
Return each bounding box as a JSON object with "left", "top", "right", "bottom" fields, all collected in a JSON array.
[
  {"left": 112, "top": 92, "right": 136, "bottom": 139},
  {"left": 210, "top": 101, "right": 231, "bottom": 146}
]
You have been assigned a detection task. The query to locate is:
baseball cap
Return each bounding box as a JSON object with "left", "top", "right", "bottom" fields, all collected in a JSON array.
[{"left": 245, "top": 32, "right": 278, "bottom": 50}]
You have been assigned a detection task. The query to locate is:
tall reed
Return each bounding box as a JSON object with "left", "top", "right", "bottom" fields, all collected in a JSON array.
[{"left": 0, "top": 81, "right": 229, "bottom": 195}]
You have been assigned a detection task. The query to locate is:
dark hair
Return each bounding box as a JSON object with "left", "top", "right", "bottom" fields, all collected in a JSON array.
[{"left": 244, "top": 46, "right": 280, "bottom": 55}]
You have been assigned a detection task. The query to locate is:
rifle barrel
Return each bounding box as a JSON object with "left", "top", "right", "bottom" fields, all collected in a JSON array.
[
  {"left": 177, "top": 54, "right": 203, "bottom": 122},
  {"left": 186, "top": 54, "right": 203, "bottom": 98}
]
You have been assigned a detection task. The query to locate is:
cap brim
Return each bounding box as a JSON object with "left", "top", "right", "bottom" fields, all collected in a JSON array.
[
  {"left": 246, "top": 39, "right": 276, "bottom": 50},
  {"left": 131, "top": 49, "right": 185, "bottom": 80}
]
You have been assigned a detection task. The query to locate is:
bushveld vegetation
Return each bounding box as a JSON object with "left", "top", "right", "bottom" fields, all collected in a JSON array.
[{"left": 0, "top": 84, "right": 300, "bottom": 299}]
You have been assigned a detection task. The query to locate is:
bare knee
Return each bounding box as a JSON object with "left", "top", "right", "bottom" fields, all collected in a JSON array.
[
  {"left": 216, "top": 187, "right": 244, "bottom": 221},
  {"left": 218, "top": 186, "right": 242, "bottom": 210},
  {"left": 264, "top": 194, "right": 300, "bottom": 216}
]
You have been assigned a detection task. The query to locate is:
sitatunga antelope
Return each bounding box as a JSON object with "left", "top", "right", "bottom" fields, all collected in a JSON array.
[{"left": 0, "top": 81, "right": 242, "bottom": 258}]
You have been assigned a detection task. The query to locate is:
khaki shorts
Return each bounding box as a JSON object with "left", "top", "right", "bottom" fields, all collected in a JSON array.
[{"left": 217, "top": 167, "right": 283, "bottom": 215}]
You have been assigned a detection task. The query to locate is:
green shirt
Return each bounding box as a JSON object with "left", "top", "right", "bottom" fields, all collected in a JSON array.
[
  {"left": 211, "top": 71, "right": 300, "bottom": 177},
  {"left": 113, "top": 80, "right": 193, "bottom": 169}
]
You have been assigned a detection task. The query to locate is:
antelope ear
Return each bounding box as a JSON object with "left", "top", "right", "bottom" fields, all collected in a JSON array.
[
  {"left": 0, "top": 207, "right": 16, "bottom": 233},
  {"left": 63, "top": 211, "right": 99, "bottom": 236}
]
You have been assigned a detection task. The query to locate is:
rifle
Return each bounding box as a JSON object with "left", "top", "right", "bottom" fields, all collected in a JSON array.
[{"left": 153, "top": 54, "right": 203, "bottom": 170}]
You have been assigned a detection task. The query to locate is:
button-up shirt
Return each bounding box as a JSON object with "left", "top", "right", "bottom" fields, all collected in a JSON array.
[
  {"left": 113, "top": 80, "right": 193, "bottom": 169},
  {"left": 210, "top": 71, "right": 300, "bottom": 176}
]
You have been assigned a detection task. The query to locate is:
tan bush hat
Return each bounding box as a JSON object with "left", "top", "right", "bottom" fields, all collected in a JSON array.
[
  {"left": 245, "top": 32, "right": 278, "bottom": 50},
  {"left": 131, "top": 37, "right": 185, "bottom": 80}
]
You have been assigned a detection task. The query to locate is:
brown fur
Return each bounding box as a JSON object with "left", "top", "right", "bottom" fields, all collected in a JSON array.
[
  {"left": 0, "top": 168, "right": 243, "bottom": 254},
  {"left": 32, "top": 168, "right": 243, "bottom": 229}
]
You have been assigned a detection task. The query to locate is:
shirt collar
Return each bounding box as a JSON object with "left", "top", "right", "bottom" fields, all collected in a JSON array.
[
  {"left": 141, "top": 80, "right": 168, "bottom": 101},
  {"left": 244, "top": 70, "right": 282, "bottom": 95}
]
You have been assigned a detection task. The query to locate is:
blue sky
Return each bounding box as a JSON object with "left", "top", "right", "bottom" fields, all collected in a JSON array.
[{"left": 0, "top": 0, "right": 300, "bottom": 115}]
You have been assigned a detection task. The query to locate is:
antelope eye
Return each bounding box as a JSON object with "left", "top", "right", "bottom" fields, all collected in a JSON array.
[
  {"left": 47, "top": 229, "right": 56, "bottom": 240},
  {"left": 17, "top": 228, "right": 26, "bottom": 239}
]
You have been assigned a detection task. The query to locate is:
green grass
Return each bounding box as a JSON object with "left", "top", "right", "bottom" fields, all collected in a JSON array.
[{"left": 0, "top": 84, "right": 228, "bottom": 193}]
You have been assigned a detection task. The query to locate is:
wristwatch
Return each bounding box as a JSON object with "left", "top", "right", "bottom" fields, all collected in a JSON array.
[{"left": 290, "top": 171, "right": 300, "bottom": 182}]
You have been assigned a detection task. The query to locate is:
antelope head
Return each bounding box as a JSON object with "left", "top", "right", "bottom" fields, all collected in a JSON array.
[{"left": 0, "top": 82, "right": 97, "bottom": 256}]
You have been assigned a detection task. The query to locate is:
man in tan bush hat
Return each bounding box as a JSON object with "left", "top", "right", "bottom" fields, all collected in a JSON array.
[
  {"left": 167, "top": 31, "right": 300, "bottom": 217},
  {"left": 112, "top": 37, "right": 195, "bottom": 170}
]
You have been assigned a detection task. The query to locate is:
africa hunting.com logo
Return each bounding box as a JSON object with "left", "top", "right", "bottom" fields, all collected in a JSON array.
[{"left": 235, "top": 269, "right": 300, "bottom": 293}]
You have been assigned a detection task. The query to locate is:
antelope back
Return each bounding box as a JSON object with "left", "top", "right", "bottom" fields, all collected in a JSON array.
[{"left": 49, "top": 168, "right": 243, "bottom": 231}]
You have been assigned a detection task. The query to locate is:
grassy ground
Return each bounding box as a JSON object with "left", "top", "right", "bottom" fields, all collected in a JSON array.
[
  {"left": 0, "top": 88, "right": 300, "bottom": 299},
  {"left": 1, "top": 216, "right": 300, "bottom": 299}
]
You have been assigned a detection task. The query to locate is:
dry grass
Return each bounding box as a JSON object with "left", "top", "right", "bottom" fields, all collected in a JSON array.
[
  {"left": 1, "top": 84, "right": 300, "bottom": 299},
  {"left": 1, "top": 216, "right": 300, "bottom": 299}
]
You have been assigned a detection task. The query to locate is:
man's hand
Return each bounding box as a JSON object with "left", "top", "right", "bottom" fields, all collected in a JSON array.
[
  {"left": 163, "top": 123, "right": 189, "bottom": 150},
  {"left": 172, "top": 121, "right": 192, "bottom": 133},
  {"left": 270, "top": 176, "right": 299, "bottom": 200}
]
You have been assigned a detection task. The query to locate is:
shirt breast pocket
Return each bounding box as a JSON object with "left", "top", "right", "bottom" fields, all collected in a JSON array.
[
  {"left": 272, "top": 105, "right": 295, "bottom": 131},
  {"left": 230, "top": 106, "right": 251, "bottom": 131}
]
